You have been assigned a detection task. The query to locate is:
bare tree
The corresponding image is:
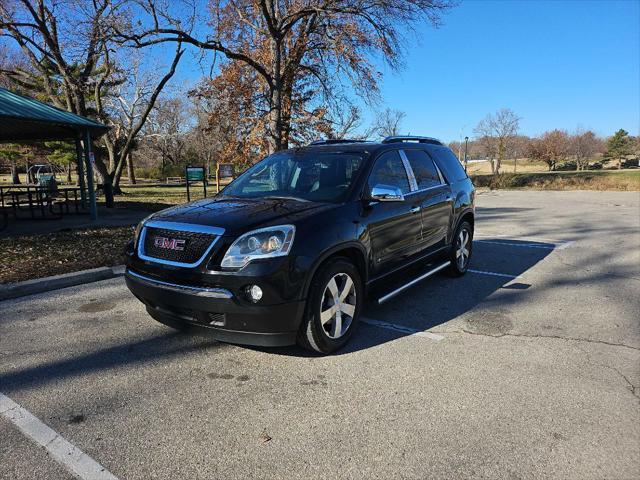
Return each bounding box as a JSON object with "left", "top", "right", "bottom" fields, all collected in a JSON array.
[
  {"left": 95, "top": 46, "right": 184, "bottom": 191},
  {"left": 570, "top": 128, "right": 601, "bottom": 171},
  {"left": 372, "top": 108, "right": 406, "bottom": 138},
  {"left": 0, "top": 0, "right": 111, "bottom": 113},
  {"left": 189, "top": 95, "right": 222, "bottom": 178},
  {"left": 0, "top": 0, "right": 183, "bottom": 202},
  {"left": 142, "top": 97, "right": 190, "bottom": 175},
  {"left": 327, "top": 106, "right": 366, "bottom": 140},
  {"left": 473, "top": 108, "right": 520, "bottom": 174},
  {"left": 116, "top": 0, "right": 455, "bottom": 153}
]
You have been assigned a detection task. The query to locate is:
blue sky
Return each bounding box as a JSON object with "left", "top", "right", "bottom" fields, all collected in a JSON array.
[
  {"left": 170, "top": 0, "right": 639, "bottom": 142},
  {"left": 369, "top": 0, "right": 640, "bottom": 142}
]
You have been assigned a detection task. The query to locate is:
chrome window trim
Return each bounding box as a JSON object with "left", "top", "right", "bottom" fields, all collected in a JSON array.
[
  {"left": 398, "top": 150, "right": 419, "bottom": 192},
  {"left": 403, "top": 183, "right": 447, "bottom": 197},
  {"left": 434, "top": 161, "right": 447, "bottom": 185},
  {"left": 126, "top": 270, "right": 233, "bottom": 299},
  {"left": 426, "top": 149, "right": 448, "bottom": 184},
  {"left": 401, "top": 149, "right": 448, "bottom": 193},
  {"left": 138, "top": 220, "right": 225, "bottom": 268}
]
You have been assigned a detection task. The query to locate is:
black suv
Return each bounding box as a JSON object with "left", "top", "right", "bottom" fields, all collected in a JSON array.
[{"left": 125, "top": 136, "right": 475, "bottom": 354}]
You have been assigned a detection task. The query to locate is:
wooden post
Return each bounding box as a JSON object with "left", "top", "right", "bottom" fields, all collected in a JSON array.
[
  {"left": 216, "top": 163, "right": 220, "bottom": 193},
  {"left": 185, "top": 165, "right": 191, "bottom": 202},
  {"left": 203, "top": 165, "right": 207, "bottom": 198}
]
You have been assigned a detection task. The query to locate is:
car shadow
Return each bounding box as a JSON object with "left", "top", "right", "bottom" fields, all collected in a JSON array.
[
  {"left": 0, "top": 331, "right": 222, "bottom": 393},
  {"left": 0, "top": 239, "right": 557, "bottom": 383},
  {"left": 258, "top": 238, "right": 554, "bottom": 357}
]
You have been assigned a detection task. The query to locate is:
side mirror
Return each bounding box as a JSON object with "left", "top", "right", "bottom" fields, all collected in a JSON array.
[{"left": 369, "top": 184, "right": 405, "bottom": 202}]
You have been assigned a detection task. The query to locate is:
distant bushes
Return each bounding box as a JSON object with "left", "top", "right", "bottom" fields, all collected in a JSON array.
[{"left": 471, "top": 171, "right": 640, "bottom": 191}]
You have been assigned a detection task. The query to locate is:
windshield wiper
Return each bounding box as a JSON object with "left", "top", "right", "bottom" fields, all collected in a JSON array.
[{"left": 263, "top": 195, "right": 309, "bottom": 202}]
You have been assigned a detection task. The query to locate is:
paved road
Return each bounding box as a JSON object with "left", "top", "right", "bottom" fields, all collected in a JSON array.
[{"left": 1, "top": 190, "right": 639, "bottom": 479}]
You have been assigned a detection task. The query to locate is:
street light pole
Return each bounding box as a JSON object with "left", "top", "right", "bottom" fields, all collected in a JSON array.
[{"left": 464, "top": 136, "right": 469, "bottom": 174}]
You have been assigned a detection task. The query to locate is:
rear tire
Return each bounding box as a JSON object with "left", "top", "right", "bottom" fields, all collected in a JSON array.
[
  {"left": 448, "top": 220, "right": 473, "bottom": 277},
  {"left": 297, "top": 258, "right": 363, "bottom": 354}
]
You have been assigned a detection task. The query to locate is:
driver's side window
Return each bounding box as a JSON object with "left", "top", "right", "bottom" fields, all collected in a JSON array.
[{"left": 369, "top": 151, "right": 411, "bottom": 194}]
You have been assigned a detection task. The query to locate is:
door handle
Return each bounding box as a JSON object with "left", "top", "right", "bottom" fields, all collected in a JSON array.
[{"left": 410, "top": 206, "right": 421, "bottom": 214}]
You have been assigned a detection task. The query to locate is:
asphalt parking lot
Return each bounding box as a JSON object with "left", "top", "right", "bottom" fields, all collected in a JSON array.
[{"left": 1, "top": 190, "right": 639, "bottom": 480}]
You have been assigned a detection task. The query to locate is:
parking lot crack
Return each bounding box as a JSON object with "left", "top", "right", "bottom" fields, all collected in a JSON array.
[
  {"left": 606, "top": 366, "right": 640, "bottom": 401},
  {"left": 442, "top": 329, "right": 640, "bottom": 352},
  {"left": 573, "top": 345, "right": 640, "bottom": 403}
]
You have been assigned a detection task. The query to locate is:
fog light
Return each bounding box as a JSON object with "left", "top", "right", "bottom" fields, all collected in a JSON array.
[{"left": 247, "top": 285, "right": 263, "bottom": 303}]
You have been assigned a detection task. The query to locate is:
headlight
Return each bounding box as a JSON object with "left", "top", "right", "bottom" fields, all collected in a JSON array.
[{"left": 221, "top": 225, "right": 295, "bottom": 269}]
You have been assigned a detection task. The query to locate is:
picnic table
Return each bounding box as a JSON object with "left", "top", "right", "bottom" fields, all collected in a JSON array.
[{"left": 0, "top": 183, "right": 86, "bottom": 229}]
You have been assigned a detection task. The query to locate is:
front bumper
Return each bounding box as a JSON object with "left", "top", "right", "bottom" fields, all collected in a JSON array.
[{"left": 125, "top": 269, "right": 305, "bottom": 347}]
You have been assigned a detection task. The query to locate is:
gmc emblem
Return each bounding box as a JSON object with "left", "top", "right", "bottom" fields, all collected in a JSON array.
[{"left": 153, "top": 236, "right": 186, "bottom": 251}]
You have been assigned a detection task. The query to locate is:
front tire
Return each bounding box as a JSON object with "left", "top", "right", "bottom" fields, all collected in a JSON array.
[
  {"left": 448, "top": 220, "right": 473, "bottom": 276},
  {"left": 297, "top": 258, "right": 363, "bottom": 354}
]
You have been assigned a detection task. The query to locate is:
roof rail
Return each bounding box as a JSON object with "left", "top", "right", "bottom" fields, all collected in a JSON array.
[
  {"left": 308, "top": 139, "right": 369, "bottom": 146},
  {"left": 382, "top": 136, "right": 442, "bottom": 146}
]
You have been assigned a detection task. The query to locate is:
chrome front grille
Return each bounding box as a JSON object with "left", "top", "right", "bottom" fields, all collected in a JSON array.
[{"left": 138, "top": 221, "right": 225, "bottom": 267}]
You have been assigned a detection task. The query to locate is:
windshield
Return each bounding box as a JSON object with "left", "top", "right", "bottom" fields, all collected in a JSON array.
[{"left": 220, "top": 151, "right": 365, "bottom": 203}]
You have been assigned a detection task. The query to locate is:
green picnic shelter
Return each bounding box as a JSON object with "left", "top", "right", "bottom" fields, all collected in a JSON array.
[{"left": 0, "top": 87, "right": 109, "bottom": 220}]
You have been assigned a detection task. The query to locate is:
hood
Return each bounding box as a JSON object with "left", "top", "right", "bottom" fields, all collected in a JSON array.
[{"left": 149, "top": 196, "right": 336, "bottom": 235}]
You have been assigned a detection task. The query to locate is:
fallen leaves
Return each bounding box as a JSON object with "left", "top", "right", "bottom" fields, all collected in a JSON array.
[
  {"left": 0, "top": 226, "right": 134, "bottom": 284},
  {"left": 259, "top": 429, "right": 272, "bottom": 444}
]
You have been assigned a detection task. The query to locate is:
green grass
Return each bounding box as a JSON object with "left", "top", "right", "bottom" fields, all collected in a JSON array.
[
  {"left": 471, "top": 170, "right": 640, "bottom": 191},
  {"left": 99, "top": 182, "right": 230, "bottom": 211}
]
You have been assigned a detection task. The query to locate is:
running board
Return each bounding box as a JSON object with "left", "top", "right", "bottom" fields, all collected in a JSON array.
[{"left": 377, "top": 261, "right": 451, "bottom": 305}]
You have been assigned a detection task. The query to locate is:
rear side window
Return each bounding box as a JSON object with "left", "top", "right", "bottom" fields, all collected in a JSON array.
[
  {"left": 369, "top": 150, "right": 411, "bottom": 194},
  {"left": 428, "top": 146, "right": 467, "bottom": 182},
  {"left": 404, "top": 150, "right": 441, "bottom": 189}
]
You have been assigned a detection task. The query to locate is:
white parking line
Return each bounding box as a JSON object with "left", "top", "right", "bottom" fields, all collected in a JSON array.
[
  {"left": 474, "top": 239, "right": 557, "bottom": 250},
  {"left": 361, "top": 317, "right": 445, "bottom": 341},
  {"left": 474, "top": 235, "right": 575, "bottom": 250},
  {"left": 0, "top": 393, "right": 118, "bottom": 480},
  {"left": 467, "top": 269, "right": 522, "bottom": 279},
  {"left": 556, "top": 240, "right": 575, "bottom": 250}
]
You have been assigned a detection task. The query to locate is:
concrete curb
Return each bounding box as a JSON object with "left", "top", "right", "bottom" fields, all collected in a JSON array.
[{"left": 0, "top": 265, "right": 126, "bottom": 301}]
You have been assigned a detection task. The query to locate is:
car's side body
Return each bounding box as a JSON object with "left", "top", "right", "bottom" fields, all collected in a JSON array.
[{"left": 124, "top": 138, "right": 475, "bottom": 351}]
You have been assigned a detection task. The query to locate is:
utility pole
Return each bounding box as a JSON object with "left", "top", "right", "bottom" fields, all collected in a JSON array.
[
  {"left": 458, "top": 125, "right": 467, "bottom": 162},
  {"left": 464, "top": 136, "right": 469, "bottom": 174}
]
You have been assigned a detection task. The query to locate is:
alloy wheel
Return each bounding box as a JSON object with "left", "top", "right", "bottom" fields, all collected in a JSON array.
[
  {"left": 320, "top": 273, "right": 357, "bottom": 339},
  {"left": 456, "top": 228, "right": 471, "bottom": 270}
]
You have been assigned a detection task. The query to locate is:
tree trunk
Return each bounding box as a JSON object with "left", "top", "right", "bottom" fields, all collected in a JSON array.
[
  {"left": 111, "top": 152, "right": 128, "bottom": 193},
  {"left": 92, "top": 157, "right": 115, "bottom": 207},
  {"left": 127, "top": 153, "right": 136, "bottom": 185},
  {"left": 67, "top": 162, "right": 72, "bottom": 183},
  {"left": 268, "top": 38, "right": 284, "bottom": 154},
  {"left": 10, "top": 162, "right": 21, "bottom": 184}
]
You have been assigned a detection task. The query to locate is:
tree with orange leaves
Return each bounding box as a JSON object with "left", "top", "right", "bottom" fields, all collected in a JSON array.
[{"left": 117, "top": 0, "right": 455, "bottom": 156}]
